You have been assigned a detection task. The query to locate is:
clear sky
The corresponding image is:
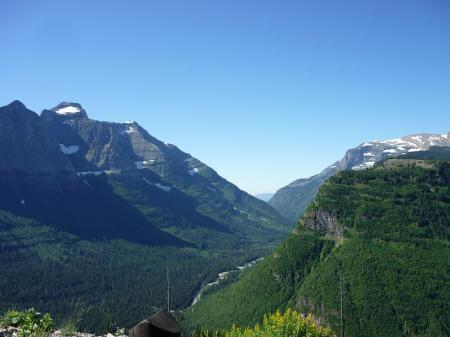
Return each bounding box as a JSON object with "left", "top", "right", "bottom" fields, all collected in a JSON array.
[{"left": 1, "top": 0, "right": 449, "bottom": 194}]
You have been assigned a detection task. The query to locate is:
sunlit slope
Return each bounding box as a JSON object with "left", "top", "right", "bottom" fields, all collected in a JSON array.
[{"left": 183, "top": 158, "right": 450, "bottom": 337}]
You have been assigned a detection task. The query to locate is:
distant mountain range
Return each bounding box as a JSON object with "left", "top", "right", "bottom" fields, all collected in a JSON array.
[
  {"left": 254, "top": 193, "right": 274, "bottom": 202},
  {"left": 0, "top": 100, "right": 289, "bottom": 330},
  {"left": 269, "top": 132, "right": 450, "bottom": 221}
]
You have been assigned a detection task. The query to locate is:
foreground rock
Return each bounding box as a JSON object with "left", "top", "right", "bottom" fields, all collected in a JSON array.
[{"left": 129, "top": 311, "right": 180, "bottom": 337}]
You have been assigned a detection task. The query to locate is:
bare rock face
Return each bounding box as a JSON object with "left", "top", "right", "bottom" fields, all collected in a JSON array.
[
  {"left": 128, "top": 312, "right": 180, "bottom": 337},
  {"left": 40, "top": 102, "right": 201, "bottom": 175},
  {"left": 302, "top": 209, "right": 343, "bottom": 240},
  {"left": 0, "top": 100, "right": 288, "bottom": 248},
  {"left": 0, "top": 101, "right": 74, "bottom": 174}
]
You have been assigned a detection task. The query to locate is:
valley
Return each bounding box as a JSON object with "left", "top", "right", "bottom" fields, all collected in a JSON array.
[
  {"left": 0, "top": 102, "right": 448, "bottom": 337},
  {"left": 0, "top": 101, "right": 289, "bottom": 333}
]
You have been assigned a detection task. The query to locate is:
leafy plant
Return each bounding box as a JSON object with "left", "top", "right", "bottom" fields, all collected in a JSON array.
[
  {"left": 1, "top": 309, "right": 53, "bottom": 337},
  {"left": 191, "top": 309, "right": 335, "bottom": 337}
]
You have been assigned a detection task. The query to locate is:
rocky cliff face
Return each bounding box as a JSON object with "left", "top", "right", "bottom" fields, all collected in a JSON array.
[
  {"left": 0, "top": 100, "right": 289, "bottom": 248},
  {"left": 270, "top": 133, "right": 450, "bottom": 222},
  {"left": 0, "top": 101, "right": 74, "bottom": 173},
  {"left": 301, "top": 209, "right": 343, "bottom": 240},
  {"left": 40, "top": 102, "right": 222, "bottom": 180}
]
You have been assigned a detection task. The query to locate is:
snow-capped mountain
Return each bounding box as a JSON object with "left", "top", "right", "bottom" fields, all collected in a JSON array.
[
  {"left": 344, "top": 134, "right": 449, "bottom": 170},
  {"left": 269, "top": 132, "right": 450, "bottom": 221},
  {"left": 0, "top": 100, "right": 289, "bottom": 248}
]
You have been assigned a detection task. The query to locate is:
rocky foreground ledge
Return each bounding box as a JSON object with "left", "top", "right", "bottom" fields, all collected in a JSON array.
[
  {"left": 1, "top": 310, "right": 180, "bottom": 337},
  {"left": 0, "top": 327, "right": 126, "bottom": 337}
]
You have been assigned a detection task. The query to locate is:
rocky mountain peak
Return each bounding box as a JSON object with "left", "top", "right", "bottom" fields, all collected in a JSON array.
[
  {"left": 0, "top": 101, "right": 36, "bottom": 119},
  {"left": 5, "top": 100, "right": 26, "bottom": 110},
  {"left": 41, "top": 102, "right": 88, "bottom": 121},
  {"left": 51, "top": 102, "right": 87, "bottom": 116}
]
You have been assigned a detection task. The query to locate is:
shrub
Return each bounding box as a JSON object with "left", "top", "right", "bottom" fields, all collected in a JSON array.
[
  {"left": 1, "top": 309, "right": 54, "bottom": 337},
  {"left": 191, "top": 309, "right": 335, "bottom": 337}
]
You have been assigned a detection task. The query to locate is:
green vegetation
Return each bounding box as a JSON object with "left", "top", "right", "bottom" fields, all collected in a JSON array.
[
  {"left": 190, "top": 309, "right": 335, "bottom": 337},
  {"left": 1, "top": 309, "right": 53, "bottom": 337},
  {"left": 0, "top": 168, "right": 288, "bottom": 333},
  {"left": 0, "top": 210, "right": 266, "bottom": 333},
  {"left": 181, "top": 233, "right": 333, "bottom": 331},
  {"left": 183, "top": 159, "right": 450, "bottom": 337}
]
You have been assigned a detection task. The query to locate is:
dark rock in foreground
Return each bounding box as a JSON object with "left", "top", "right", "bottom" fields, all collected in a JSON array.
[{"left": 129, "top": 312, "right": 180, "bottom": 337}]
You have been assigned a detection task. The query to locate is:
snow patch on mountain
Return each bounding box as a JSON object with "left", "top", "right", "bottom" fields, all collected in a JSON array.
[
  {"left": 76, "top": 171, "right": 103, "bottom": 176},
  {"left": 59, "top": 144, "right": 79, "bottom": 155},
  {"left": 54, "top": 105, "right": 81, "bottom": 114},
  {"left": 188, "top": 167, "right": 200, "bottom": 175},
  {"left": 120, "top": 126, "right": 137, "bottom": 135},
  {"left": 135, "top": 160, "right": 155, "bottom": 169},
  {"left": 155, "top": 183, "right": 171, "bottom": 192}
]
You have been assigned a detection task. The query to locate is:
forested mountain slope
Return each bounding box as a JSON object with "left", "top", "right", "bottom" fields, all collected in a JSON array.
[
  {"left": 269, "top": 133, "right": 450, "bottom": 221},
  {"left": 183, "top": 158, "right": 450, "bottom": 337},
  {"left": 0, "top": 101, "right": 289, "bottom": 332}
]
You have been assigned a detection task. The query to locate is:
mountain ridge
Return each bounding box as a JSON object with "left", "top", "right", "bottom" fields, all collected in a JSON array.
[
  {"left": 0, "top": 100, "right": 289, "bottom": 330},
  {"left": 182, "top": 155, "right": 450, "bottom": 337},
  {"left": 269, "top": 132, "right": 450, "bottom": 221}
]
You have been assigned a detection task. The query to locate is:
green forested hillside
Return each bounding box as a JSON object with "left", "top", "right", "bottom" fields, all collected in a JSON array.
[
  {"left": 182, "top": 159, "right": 450, "bottom": 337},
  {"left": 0, "top": 170, "right": 287, "bottom": 333},
  {"left": 0, "top": 210, "right": 268, "bottom": 333}
]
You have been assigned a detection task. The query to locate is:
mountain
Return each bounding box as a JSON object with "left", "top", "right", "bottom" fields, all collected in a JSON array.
[
  {"left": 0, "top": 100, "right": 289, "bottom": 331},
  {"left": 269, "top": 133, "right": 450, "bottom": 221},
  {"left": 254, "top": 193, "right": 274, "bottom": 202},
  {"left": 182, "top": 156, "right": 450, "bottom": 337},
  {"left": 399, "top": 146, "right": 450, "bottom": 160}
]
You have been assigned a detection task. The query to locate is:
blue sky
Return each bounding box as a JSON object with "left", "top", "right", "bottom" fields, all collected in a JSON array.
[{"left": 1, "top": 0, "right": 449, "bottom": 194}]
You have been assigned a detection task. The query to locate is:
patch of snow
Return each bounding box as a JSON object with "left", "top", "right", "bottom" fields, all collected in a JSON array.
[
  {"left": 119, "top": 126, "right": 137, "bottom": 135},
  {"left": 54, "top": 106, "right": 81, "bottom": 114},
  {"left": 62, "top": 119, "right": 76, "bottom": 126},
  {"left": 142, "top": 177, "right": 153, "bottom": 186},
  {"left": 387, "top": 138, "right": 405, "bottom": 144},
  {"left": 383, "top": 149, "right": 398, "bottom": 154},
  {"left": 59, "top": 144, "right": 79, "bottom": 155},
  {"left": 143, "top": 177, "right": 173, "bottom": 192},
  {"left": 155, "top": 183, "right": 171, "bottom": 192},
  {"left": 408, "top": 148, "right": 421, "bottom": 152},
  {"left": 233, "top": 206, "right": 245, "bottom": 214},
  {"left": 207, "top": 186, "right": 216, "bottom": 192},
  {"left": 352, "top": 161, "right": 375, "bottom": 170},
  {"left": 135, "top": 160, "right": 155, "bottom": 169},
  {"left": 124, "top": 121, "right": 135, "bottom": 124},
  {"left": 411, "top": 136, "right": 425, "bottom": 143},
  {"left": 363, "top": 152, "right": 375, "bottom": 157},
  {"left": 442, "top": 134, "right": 448, "bottom": 139},
  {"left": 188, "top": 167, "right": 200, "bottom": 175},
  {"left": 20, "top": 199, "right": 25, "bottom": 206},
  {"left": 361, "top": 142, "right": 372, "bottom": 147},
  {"left": 76, "top": 171, "right": 103, "bottom": 176}
]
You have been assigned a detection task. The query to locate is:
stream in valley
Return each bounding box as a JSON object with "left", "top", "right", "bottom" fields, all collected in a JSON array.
[{"left": 190, "top": 257, "right": 264, "bottom": 306}]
